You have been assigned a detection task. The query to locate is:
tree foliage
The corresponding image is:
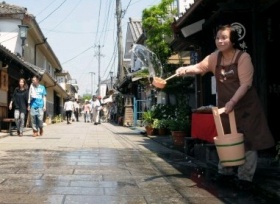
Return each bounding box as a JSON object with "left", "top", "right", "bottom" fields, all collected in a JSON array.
[{"left": 142, "top": 0, "right": 177, "bottom": 68}]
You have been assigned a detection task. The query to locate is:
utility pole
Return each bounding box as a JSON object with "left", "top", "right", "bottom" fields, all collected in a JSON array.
[
  {"left": 116, "top": 0, "right": 124, "bottom": 80},
  {"left": 89, "top": 72, "right": 95, "bottom": 95},
  {"left": 93, "top": 72, "right": 95, "bottom": 94},
  {"left": 95, "top": 45, "right": 103, "bottom": 96},
  {"left": 110, "top": 71, "right": 113, "bottom": 89}
]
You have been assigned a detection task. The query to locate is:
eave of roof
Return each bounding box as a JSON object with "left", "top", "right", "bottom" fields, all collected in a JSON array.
[
  {"left": 0, "top": 44, "right": 39, "bottom": 75},
  {"left": 42, "top": 72, "right": 68, "bottom": 98},
  {"left": 174, "top": 0, "right": 204, "bottom": 28}
]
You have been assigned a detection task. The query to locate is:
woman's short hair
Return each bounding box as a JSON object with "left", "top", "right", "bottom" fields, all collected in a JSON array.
[{"left": 217, "top": 24, "right": 240, "bottom": 49}]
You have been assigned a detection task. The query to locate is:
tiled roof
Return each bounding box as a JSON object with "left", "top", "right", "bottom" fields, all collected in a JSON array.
[
  {"left": 24, "top": 61, "right": 45, "bottom": 75},
  {"left": 128, "top": 18, "right": 143, "bottom": 42},
  {"left": 173, "top": 0, "right": 202, "bottom": 28},
  {"left": 124, "top": 18, "right": 143, "bottom": 59},
  {"left": 0, "top": 43, "right": 45, "bottom": 75},
  {"left": 0, "top": 2, "right": 33, "bottom": 17}
]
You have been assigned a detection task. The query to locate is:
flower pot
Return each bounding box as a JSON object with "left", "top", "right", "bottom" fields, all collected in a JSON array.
[
  {"left": 171, "top": 131, "right": 187, "bottom": 146},
  {"left": 145, "top": 126, "right": 156, "bottom": 135},
  {"left": 158, "top": 128, "right": 167, "bottom": 136}
]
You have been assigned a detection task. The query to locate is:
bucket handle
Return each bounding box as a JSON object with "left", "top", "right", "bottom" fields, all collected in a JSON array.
[{"left": 212, "top": 107, "right": 238, "bottom": 137}]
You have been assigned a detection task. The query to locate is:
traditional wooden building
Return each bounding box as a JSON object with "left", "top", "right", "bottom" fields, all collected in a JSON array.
[{"left": 0, "top": 2, "right": 75, "bottom": 127}]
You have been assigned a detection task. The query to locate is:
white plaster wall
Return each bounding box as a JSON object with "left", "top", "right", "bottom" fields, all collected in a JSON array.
[
  {"left": 0, "top": 19, "right": 22, "bottom": 54},
  {"left": 57, "top": 76, "right": 66, "bottom": 90}
]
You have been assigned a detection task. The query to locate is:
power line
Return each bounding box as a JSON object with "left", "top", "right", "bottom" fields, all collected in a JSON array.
[
  {"left": 122, "top": 0, "right": 132, "bottom": 17},
  {"left": 39, "top": 0, "right": 68, "bottom": 24},
  {"left": 99, "top": 0, "right": 114, "bottom": 44},
  {"left": 35, "top": 0, "right": 59, "bottom": 17},
  {"left": 46, "top": 0, "right": 82, "bottom": 34},
  {"left": 94, "top": 0, "right": 102, "bottom": 46},
  {"left": 102, "top": 39, "right": 117, "bottom": 79},
  {"left": 62, "top": 46, "right": 94, "bottom": 64}
]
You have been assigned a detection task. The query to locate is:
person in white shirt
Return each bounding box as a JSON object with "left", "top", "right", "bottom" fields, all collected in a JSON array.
[
  {"left": 64, "top": 97, "right": 74, "bottom": 124},
  {"left": 91, "top": 95, "right": 101, "bottom": 125}
]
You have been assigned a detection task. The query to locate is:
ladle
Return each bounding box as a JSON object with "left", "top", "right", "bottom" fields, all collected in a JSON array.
[
  {"left": 152, "top": 73, "right": 178, "bottom": 89},
  {"left": 164, "top": 73, "right": 178, "bottom": 81}
]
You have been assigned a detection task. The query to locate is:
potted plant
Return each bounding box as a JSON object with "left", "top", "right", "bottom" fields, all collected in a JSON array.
[
  {"left": 167, "top": 117, "right": 191, "bottom": 147},
  {"left": 149, "top": 118, "right": 161, "bottom": 136},
  {"left": 152, "top": 118, "right": 161, "bottom": 129},
  {"left": 142, "top": 110, "right": 156, "bottom": 135},
  {"left": 167, "top": 117, "right": 190, "bottom": 132},
  {"left": 52, "top": 114, "right": 63, "bottom": 124},
  {"left": 165, "top": 98, "right": 192, "bottom": 147},
  {"left": 157, "top": 119, "right": 169, "bottom": 136}
]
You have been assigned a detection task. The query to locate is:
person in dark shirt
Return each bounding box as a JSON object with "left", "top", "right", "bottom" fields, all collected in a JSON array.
[{"left": 9, "top": 78, "right": 29, "bottom": 136}]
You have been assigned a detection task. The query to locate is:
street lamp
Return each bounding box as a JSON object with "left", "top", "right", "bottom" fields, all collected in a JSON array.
[
  {"left": 109, "top": 71, "right": 113, "bottom": 89},
  {"left": 18, "top": 25, "right": 29, "bottom": 58}
]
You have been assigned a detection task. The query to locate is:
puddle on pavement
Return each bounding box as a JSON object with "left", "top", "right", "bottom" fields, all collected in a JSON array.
[{"left": 0, "top": 148, "right": 279, "bottom": 203}]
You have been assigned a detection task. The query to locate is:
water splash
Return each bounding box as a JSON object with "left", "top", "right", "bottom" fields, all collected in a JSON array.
[{"left": 130, "top": 44, "right": 163, "bottom": 78}]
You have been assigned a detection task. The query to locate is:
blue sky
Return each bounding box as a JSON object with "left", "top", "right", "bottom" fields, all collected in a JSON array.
[{"left": 6, "top": 0, "right": 162, "bottom": 95}]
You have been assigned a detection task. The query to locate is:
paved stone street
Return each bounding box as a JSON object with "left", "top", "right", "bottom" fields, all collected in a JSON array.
[{"left": 0, "top": 121, "right": 278, "bottom": 204}]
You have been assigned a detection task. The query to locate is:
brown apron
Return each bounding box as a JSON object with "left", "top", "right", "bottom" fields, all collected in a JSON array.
[{"left": 215, "top": 51, "right": 275, "bottom": 151}]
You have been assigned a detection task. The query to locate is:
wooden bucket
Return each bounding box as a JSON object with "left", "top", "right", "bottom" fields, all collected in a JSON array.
[{"left": 212, "top": 107, "right": 245, "bottom": 166}]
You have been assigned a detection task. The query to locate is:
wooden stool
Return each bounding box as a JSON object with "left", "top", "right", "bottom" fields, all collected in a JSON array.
[{"left": 1, "top": 118, "right": 16, "bottom": 136}]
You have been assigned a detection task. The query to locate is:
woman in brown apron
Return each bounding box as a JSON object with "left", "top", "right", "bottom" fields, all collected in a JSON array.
[{"left": 176, "top": 25, "right": 275, "bottom": 190}]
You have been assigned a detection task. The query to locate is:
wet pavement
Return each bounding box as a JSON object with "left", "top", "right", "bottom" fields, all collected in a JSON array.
[{"left": 0, "top": 121, "right": 279, "bottom": 204}]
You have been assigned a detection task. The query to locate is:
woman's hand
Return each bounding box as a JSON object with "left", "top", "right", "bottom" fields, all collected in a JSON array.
[
  {"left": 224, "top": 100, "right": 235, "bottom": 114},
  {"left": 176, "top": 67, "right": 187, "bottom": 76}
]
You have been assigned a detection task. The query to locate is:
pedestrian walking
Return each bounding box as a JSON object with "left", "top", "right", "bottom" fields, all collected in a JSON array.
[
  {"left": 73, "top": 99, "right": 80, "bottom": 122},
  {"left": 28, "top": 75, "right": 47, "bottom": 137},
  {"left": 83, "top": 100, "right": 91, "bottom": 123},
  {"left": 70, "top": 98, "right": 76, "bottom": 122},
  {"left": 91, "top": 95, "right": 102, "bottom": 125},
  {"left": 110, "top": 102, "right": 117, "bottom": 123},
  {"left": 64, "top": 97, "right": 74, "bottom": 124},
  {"left": 175, "top": 24, "right": 275, "bottom": 191},
  {"left": 9, "top": 78, "right": 29, "bottom": 136}
]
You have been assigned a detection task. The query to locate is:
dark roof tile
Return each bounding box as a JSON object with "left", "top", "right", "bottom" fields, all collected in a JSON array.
[{"left": 0, "top": 2, "right": 34, "bottom": 17}]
